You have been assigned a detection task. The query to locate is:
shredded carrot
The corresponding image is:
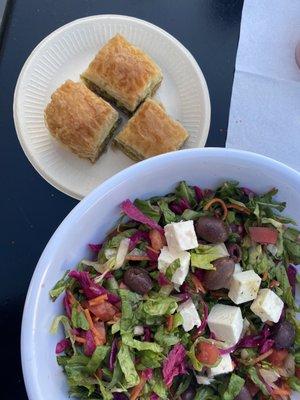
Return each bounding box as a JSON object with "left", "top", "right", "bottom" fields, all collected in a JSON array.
[
  {"left": 67, "top": 290, "right": 76, "bottom": 306},
  {"left": 146, "top": 245, "right": 159, "bottom": 254},
  {"left": 84, "top": 308, "right": 102, "bottom": 344},
  {"left": 130, "top": 375, "right": 146, "bottom": 400},
  {"left": 252, "top": 349, "right": 274, "bottom": 364},
  {"left": 271, "top": 385, "right": 291, "bottom": 396},
  {"left": 226, "top": 203, "right": 251, "bottom": 215},
  {"left": 125, "top": 255, "right": 151, "bottom": 261},
  {"left": 166, "top": 315, "right": 174, "bottom": 332},
  {"left": 88, "top": 294, "right": 108, "bottom": 307},
  {"left": 262, "top": 271, "right": 269, "bottom": 281},
  {"left": 203, "top": 198, "right": 228, "bottom": 220},
  {"left": 191, "top": 274, "right": 206, "bottom": 294},
  {"left": 74, "top": 336, "right": 86, "bottom": 344}
]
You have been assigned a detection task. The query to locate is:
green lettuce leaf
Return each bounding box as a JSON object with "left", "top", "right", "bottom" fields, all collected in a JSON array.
[
  {"left": 87, "top": 345, "right": 110, "bottom": 373},
  {"left": 223, "top": 374, "right": 245, "bottom": 400},
  {"left": 108, "top": 360, "right": 123, "bottom": 390},
  {"left": 71, "top": 303, "right": 89, "bottom": 330},
  {"left": 150, "top": 370, "right": 168, "bottom": 399},
  {"left": 96, "top": 377, "right": 113, "bottom": 400},
  {"left": 139, "top": 350, "right": 164, "bottom": 368},
  {"left": 247, "top": 366, "right": 269, "bottom": 395},
  {"left": 166, "top": 259, "right": 181, "bottom": 280},
  {"left": 181, "top": 209, "right": 205, "bottom": 220},
  {"left": 174, "top": 375, "right": 192, "bottom": 398},
  {"left": 117, "top": 345, "right": 139, "bottom": 388},
  {"left": 194, "top": 386, "right": 220, "bottom": 400},
  {"left": 143, "top": 295, "right": 178, "bottom": 316},
  {"left": 288, "top": 376, "right": 300, "bottom": 392},
  {"left": 122, "top": 333, "right": 163, "bottom": 353},
  {"left": 49, "top": 270, "right": 71, "bottom": 300},
  {"left": 190, "top": 244, "right": 228, "bottom": 269},
  {"left": 187, "top": 339, "right": 203, "bottom": 372},
  {"left": 158, "top": 200, "right": 177, "bottom": 224},
  {"left": 154, "top": 325, "right": 180, "bottom": 347},
  {"left": 119, "top": 289, "right": 142, "bottom": 334},
  {"left": 64, "top": 355, "right": 94, "bottom": 396},
  {"left": 275, "top": 263, "right": 296, "bottom": 309},
  {"left": 134, "top": 199, "right": 161, "bottom": 222},
  {"left": 175, "top": 181, "right": 196, "bottom": 206}
]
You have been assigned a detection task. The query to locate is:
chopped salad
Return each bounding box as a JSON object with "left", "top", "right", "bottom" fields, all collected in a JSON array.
[{"left": 50, "top": 181, "right": 300, "bottom": 400}]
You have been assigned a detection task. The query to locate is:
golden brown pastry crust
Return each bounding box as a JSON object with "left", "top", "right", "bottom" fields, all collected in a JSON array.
[
  {"left": 44, "top": 80, "right": 119, "bottom": 162},
  {"left": 114, "top": 98, "right": 189, "bottom": 160},
  {"left": 82, "top": 34, "right": 163, "bottom": 112}
]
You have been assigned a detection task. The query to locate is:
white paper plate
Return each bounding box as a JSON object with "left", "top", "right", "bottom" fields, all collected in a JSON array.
[{"left": 13, "top": 15, "right": 211, "bottom": 199}]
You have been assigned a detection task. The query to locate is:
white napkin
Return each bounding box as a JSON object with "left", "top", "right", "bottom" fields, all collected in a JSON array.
[{"left": 226, "top": 0, "right": 300, "bottom": 172}]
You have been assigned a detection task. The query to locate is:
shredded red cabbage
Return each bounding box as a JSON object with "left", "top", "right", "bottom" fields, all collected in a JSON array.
[
  {"left": 63, "top": 294, "right": 72, "bottom": 319},
  {"left": 194, "top": 186, "right": 203, "bottom": 202},
  {"left": 287, "top": 264, "right": 297, "bottom": 296},
  {"left": 84, "top": 330, "right": 96, "bottom": 356},
  {"left": 158, "top": 272, "right": 170, "bottom": 286},
  {"left": 230, "top": 223, "right": 244, "bottom": 236},
  {"left": 88, "top": 243, "right": 102, "bottom": 252},
  {"left": 193, "top": 269, "right": 205, "bottom": 281},
  {"left": 169, "top": 202, "right": 183, "bottom": 214},
  {"left": 55, "top": 338, "right": 70, "bottom": 354},
  {"left": 143, "top": 327, "right": 152, "bottom": 342},
  {"left": 177, "top": 198, "right": 191, "bottom": 211},
  {"left": 259, "top": 339, "right": 275, "bottom": 354},
  {"left": 238, "top": 325, "right": 271, "bottom": 351},
  {"left": 69, "top": 270, "right": 120, "bottom": 304},
  {"left": 220, "top": 343, "right": 237, "bottom": 355},
  {"left": 141, "top": 368, "right": 153, "bottom": 380},
  {"left": 241, "top": 187, "right": 256, "bottom": 198},
  {"left": 121, "top": 199, "right": 164, "bottom": 234},
  {"left": 174, "top": 293, "right": 191, "bottom": 302},
  {"left": 163, "top": 343, "right": 187, "bottom": 387},
  {"left": 129, "top": 231, "right": 149, "bottom": 251},
  {"left": 113, "top": 393, "right": 128, "bottom": 400},
  {"left": 150, "top": 394, "right": 159, "bottom": 400},
  {"left": 109, "top": 338, "right": 118, "bottom": 371},
  {"left": 147, "top": 248, "right": 159, "bottom": 261}
]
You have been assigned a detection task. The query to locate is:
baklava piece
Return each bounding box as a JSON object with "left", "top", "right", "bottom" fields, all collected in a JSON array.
[
  {"left": 114, "top": 98, "right": 189, "bottom": 161},
  {"left": 44, "top": 80, "right": 119, "bottom": 163},
  {"left": 81, "top": 34, "right": 162, "bottom": 113}
]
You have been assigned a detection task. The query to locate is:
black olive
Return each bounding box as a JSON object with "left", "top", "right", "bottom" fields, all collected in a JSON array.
[
  {"left": 202, "top": 257, "right": 235, "bottom": 290},
  {"left": 195, "top": 216, "right": 228, "bottom": 243},
  {"left": 235, "top": 386, "right": 252, "bottom": 400},
  {"left": 123, "top": 267, "right": 153, "bottom": 295},
  {"left": 273, "top": 320, "right": 295, "bottom": 349},
  {"left": 180, "top": 386, "right": 196, "bottom": 400}
]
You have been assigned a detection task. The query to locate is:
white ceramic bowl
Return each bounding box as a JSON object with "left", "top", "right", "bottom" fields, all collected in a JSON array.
[{"left": 21, "top": 148, "right": 300, "bottom": 400}]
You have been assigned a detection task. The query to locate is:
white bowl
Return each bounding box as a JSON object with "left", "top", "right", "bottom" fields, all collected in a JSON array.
[{"left": 21, "top": 148, "right": 300, "bottom": 400}]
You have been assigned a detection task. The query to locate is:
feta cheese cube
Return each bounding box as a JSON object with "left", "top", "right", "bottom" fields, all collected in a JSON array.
[
  {"left": 158, "top": 246, "right": 190, "bottom": 285},
  {"left": 228, "top": 270, "right": 261, "bottom": 304},
  {"left": 250, "top": 288, "right": 283, "bottom": 323},
  {"left": 234, "top": 263, "right": 242, "bottom": 275},
  {"left": 164, "top": 220, "right": 198, "bottom": 253},
  {"left": 207, "top": 304, "right": 243, "bottom": 345},
  {"left": 178, "top": 299, "right": 201, "bottom": 332},
  {"left": 208, "top": 354, "right": 234, "bottom": 377}
]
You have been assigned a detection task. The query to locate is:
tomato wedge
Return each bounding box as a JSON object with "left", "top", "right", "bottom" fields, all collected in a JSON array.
[
  {"left": 267, "top": 349, "right": 288, "bottom": 367},
  {"left": 83, "top": 300, "right": 118, "bottom": 322},
  {"left": 249, "top": 227, "right": 278, "bottom": 244},
  {"left": 196, "top": 342, "right": 220, "bottom": 365},
  {"left": 94, "top": 321, "right": 106, "bottom": 344}
]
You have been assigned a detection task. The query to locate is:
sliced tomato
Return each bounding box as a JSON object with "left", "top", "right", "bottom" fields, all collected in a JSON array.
[
  {"left": 94, "top": 321, "right": 106, "bottom": 344},
  {"left": 85, "top": 301, "right": 118, "bottom": 322},
  {"left": 196, "top": 342, "right": 220, "bottom": 365},
  {"left": 249, "top": 227, "right": 278, "bottom": 244},
  {"left": 267, "top": 349, "right": 288, "bottom": 367}
]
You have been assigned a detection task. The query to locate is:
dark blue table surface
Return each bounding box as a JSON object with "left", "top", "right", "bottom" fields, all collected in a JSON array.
[{"left": 0, "top": 0, "right": 243, "bottom": 398}]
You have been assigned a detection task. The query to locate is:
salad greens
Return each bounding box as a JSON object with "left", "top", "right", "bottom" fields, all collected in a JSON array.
[{"left": 50, "top": 181, "right": 300, "bottom": 399}]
